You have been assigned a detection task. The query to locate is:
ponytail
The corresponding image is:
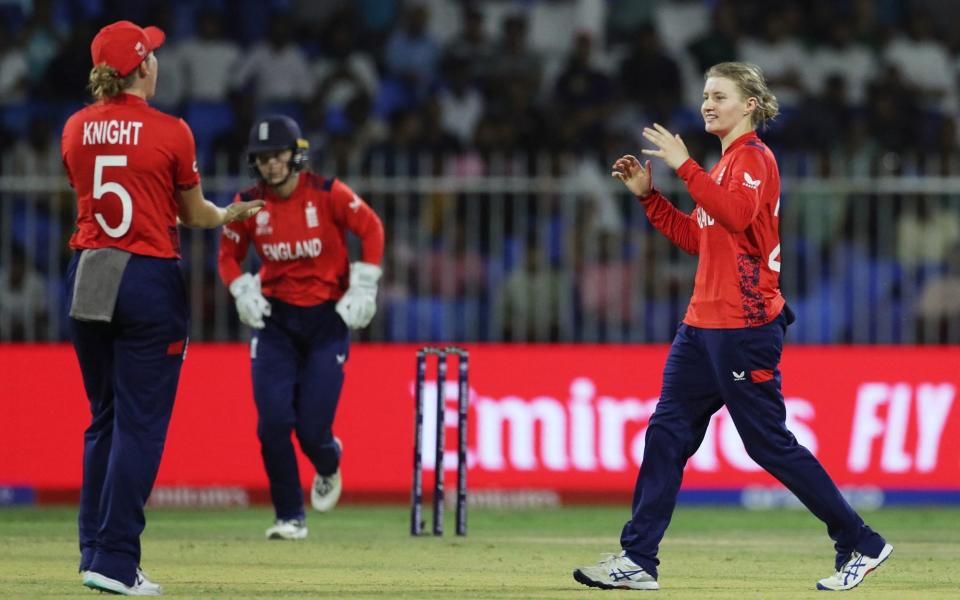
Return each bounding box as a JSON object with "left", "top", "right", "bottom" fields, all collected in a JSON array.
[{"left": 87, "top": 64, "right": 136, "bottom": 101}]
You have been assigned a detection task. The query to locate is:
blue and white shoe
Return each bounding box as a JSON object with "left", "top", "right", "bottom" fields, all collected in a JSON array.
[
  {"left": 83, "top": 567, "right": 162, "bottom": 596},
  {"left": 816, "top": 543, "right": 893, "bottom": 591},
  {"left": 573, "top": 551, "right": 659, "bottom": 590}
]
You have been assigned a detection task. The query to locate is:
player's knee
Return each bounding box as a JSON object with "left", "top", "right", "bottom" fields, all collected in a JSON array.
[{"left": 257, "top": 417, "right": 295, "bottom": 441}]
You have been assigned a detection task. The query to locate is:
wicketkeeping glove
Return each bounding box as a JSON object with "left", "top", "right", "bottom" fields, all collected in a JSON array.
[
  {"left": 229, "top": 272, "right": 271, "bottom": 329},
  {"left": 335, "top": 262, "right": 382, "bottom": 329}
]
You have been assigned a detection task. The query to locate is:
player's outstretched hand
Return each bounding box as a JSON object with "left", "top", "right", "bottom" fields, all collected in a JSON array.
[
  {"left": 611, "top": 155, "right": 653, "bottom": 198},
  {"left": 223, "top": 199, "right": 265, "bottom": 225},
  {"left": 641, "top": 123, "right": 690, "bottom": 170}
]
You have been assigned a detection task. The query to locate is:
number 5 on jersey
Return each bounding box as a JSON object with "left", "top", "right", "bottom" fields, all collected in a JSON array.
[{"left": 93, "top": 155, "right": 132, "bottom": 238}]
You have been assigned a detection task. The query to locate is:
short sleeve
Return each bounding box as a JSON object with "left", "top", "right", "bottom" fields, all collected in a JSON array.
[{"left": 172, "top": 118, "right": 201, "bottom": 191}]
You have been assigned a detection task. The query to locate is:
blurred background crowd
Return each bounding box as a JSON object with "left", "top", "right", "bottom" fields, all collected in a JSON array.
[{"left": 1, "top": 0, "right": 959, "bottom": 345}]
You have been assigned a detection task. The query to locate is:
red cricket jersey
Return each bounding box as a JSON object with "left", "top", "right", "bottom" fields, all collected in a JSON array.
[
  {"left": 642, "top": 131, "right": 785, "bottom": 328},
  {"left": 218, "top": 172, "right": 385, "bottom": 306},
  {"left": 61, "top": 93, "right": 200, "bottom": 258}
]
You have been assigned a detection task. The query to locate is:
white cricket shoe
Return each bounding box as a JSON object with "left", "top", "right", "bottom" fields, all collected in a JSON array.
[
  {"left": 311, "top": 470, "right": 342, "bottom": 512},
  {"left": 816, "top": 543, "right": 893, "bottom": 591},
  {"left": 311, "top": 437, "right": 343, "bottom": 512},
  {"left": 265, "top": 519, "right": 307, "bottom": 540},
  {"left": 573, "top": 551, "right": 659, "bottom": 590},
  {"left": 83, "top": 567, "right": 162, "bottom": 596}
]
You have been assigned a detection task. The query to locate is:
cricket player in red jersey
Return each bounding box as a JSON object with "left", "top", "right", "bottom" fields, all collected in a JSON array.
[
  {"left": 573, "top": 63, "right": 892, "bottom": 592},
  {"left": 61, "top": 20, "right": 262, "bottom": 595},
  {"left": 218, "top": 115, "right": 385, "bottom": 540}
]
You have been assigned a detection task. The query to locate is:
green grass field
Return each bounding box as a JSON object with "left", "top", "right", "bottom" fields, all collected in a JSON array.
[{"left": 1, "top": 505, "right": 957, "bottom": 598}]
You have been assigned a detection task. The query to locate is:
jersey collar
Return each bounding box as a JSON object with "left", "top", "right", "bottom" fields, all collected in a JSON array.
[
  {"left": 723, "top": 131, "right": 760, "bottom": 155},
  {"left": 102, "top": 92, "right": 148, "bottom": 107}
]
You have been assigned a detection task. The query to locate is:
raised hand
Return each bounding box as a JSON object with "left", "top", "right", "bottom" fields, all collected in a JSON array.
[
  {"left": 641, "top": 123, "right": 690, "bottom": 170},
  {"left": 611, "top": 154, "right": 653, "bottom": 198}
]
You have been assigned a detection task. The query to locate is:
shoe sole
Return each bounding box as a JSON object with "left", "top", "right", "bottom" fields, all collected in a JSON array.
[
  {"left": 83, "top": 571, "right": 161, "bottom": 596},
  {"left": 573, "top": 569, "right": 659, "bottom": 590},
  {"left": 267, "top": 532, "right": 307, "bottom": 540},
  {"left": 816, "top": 544, "right": 893, "bottom": 591}
]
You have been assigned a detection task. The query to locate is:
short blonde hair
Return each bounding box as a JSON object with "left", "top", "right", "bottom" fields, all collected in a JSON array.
[
  {"left": 705, "top": 62, "right": 779, "bottom": 130},
  {"left": 87, "top": 64, "right": 137, "bottom": 101}
]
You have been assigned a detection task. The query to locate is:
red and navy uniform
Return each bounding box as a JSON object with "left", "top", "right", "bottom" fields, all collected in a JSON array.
[
  {"left": 63, "top": 93, "right": 200, "bottom": 258},
  {"left": 61, "top": 93, "right": 196, "bottom": 584},
  {"left": 218, "top": 172, "right": 384, "bottom": 303},
  {"left": 620, "top": 132, "right": 886, "bottom": 577},
  {"left": 217, "top": 171, "right": 384, "bottom": 521},
  {"left": 640, "top": 131, "right": 784, "bottom": 327}
]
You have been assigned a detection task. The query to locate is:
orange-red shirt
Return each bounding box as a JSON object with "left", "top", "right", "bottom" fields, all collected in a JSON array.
[
  {"left": 641, "top": 131, "right": 785, "bottom": 328},
  {"left": 218, "top": 172, "right": 385, "bottom": 306},
  {"left": 61, "top": 93, "right": 200, "bottom": 258}
]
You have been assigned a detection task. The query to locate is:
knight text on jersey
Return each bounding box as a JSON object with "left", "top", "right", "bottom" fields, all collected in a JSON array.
[{"left": 82, "top": 120, "right": 144, "bottom": 145}]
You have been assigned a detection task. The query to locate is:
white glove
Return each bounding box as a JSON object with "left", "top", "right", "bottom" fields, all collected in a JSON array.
[
  {"left": 335, "top": 262, "right": 381, "bottom": 329},
  {"left": 229, "top": 273, "right": 271, "bottom": 329}
]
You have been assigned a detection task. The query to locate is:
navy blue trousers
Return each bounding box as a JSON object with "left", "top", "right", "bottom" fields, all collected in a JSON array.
[
  {"left": 620, "top": 309, "right": 886, "bottom": 578},
  {"left": 252, "top": 299, "right": 347, "bottom": 521},
  {"left": 67, "top": 252, "right": 188, "bottom": 586}
]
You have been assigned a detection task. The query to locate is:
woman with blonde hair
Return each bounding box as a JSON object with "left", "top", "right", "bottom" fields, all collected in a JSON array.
[
  {"left": 61, "top": 20, "right": 262, "bottom": 595},
  {"left": 572, "top": 62, "right": 891, "bottom": 592}
]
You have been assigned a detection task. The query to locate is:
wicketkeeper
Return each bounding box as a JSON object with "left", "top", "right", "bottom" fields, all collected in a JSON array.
[{"left": 217, "top": 114, "right": 385, "bottom": 540}]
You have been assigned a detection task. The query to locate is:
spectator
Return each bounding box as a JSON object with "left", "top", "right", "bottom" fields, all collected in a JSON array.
[
  {"left": 488, "top": 78, "right": 550, "bottom": 155},
  {"left": 737, "top": 10, "right": 806, "bottom": 107},
  {"left": 384, "top": 2, "right": 441, "bottom": 100},
  {"left": 577, "top": 231, "right": 635, "bottom": 340},
  {"left": 10, "top": 116, "right": 60, "bottom": 176},
  {"left": 0, "top": 27, "right": 29, "bottom": 105},
  {"left": 38, "top": 19, "right": 94, "bottom": 103},
  {"left": 425, "top": 223, "right": 486, "bottom": 298},
  {"left": 897, "top": 197, "right": 960, "bottom": 269},
  {"left": 321, "top": 94, "right": 388, "bottom": 171},
  {"left": 232, "top": 16, "right": 313, "bottom": 105},
  {"left": 142, "top": 4, "right": 185, "bottom": 111},
  {"left": 687, "top": 1, "right": 740, "bottom": 74},
  {"left": 485, "top": 12, "right": 542, "bottom": 99},
  {"left": 0, "top": 245, "right": 48, "bottom": 341},
  {"left": 865, "top": 65, "right": 920, "bottom": 153},
  {"left": 606, "top": 0, "right": 660, "bottom": 44},
  {"left": 552, "top": 32, "right": 614, "bottom": 147},
  {"left": 495, "top": 245, "right": 572, "bottom": 341},
  {"left": 21, "top": 0, "right": 61, "bottom": 89},
  {"left": 212, "top": 93, "right": 258, "bottom": 174},
  {"left": 618, "top": 24, "right": 682, "bottom": 124},
  {"left": 778, "top": 74, "right": 853, "bottom": 151},
  {"left": 418, "top": 95, "right": 461, "bottom": 155},
  {"left": 443, "top": 4, "right": 491, "bottom": 81},
  {"left": 179, "top": 10, "right": 242, "bottom": 103},
  {"left": 804, "top": 21, "right": 877, "bottom": 108},
  {"left": 312, "top": 11, "right": 379, "bottom": 112},
  {"left": 883, "top": 10, "right": 957, "bottom": 113},
  {"left": 436, "top": 57, "right": 484, "bottom": 146},
  {"left": 914, "top": 241, "right": 960, "bottom": 344}
]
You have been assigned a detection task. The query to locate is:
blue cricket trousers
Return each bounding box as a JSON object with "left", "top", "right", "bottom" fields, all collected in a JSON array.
[
  {"left": 620, "top": 309, "right": 886, "bottom": 578},
  {"left": 252, "top": 299, "right": 348, "bottom": 521},
  {"left": 66, "top": 252, "right": 188, "bottom": 587}
]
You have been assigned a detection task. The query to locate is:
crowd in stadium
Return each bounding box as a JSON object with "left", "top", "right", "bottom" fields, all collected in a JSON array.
[
  {"left": 3, "top": 0, "right": 960, "bottom": 167},
  {"left": 1, "top": 0, "right": 959, "bottom": 343}
]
